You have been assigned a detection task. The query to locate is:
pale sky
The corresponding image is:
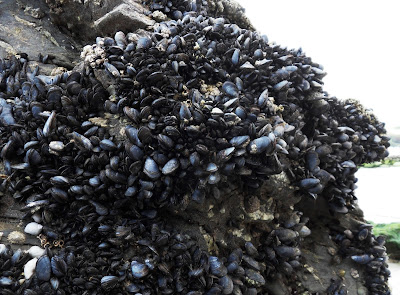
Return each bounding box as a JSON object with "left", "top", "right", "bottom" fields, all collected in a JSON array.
[{"left": 235, "top": 0, "right": 400, "bottom": 132}]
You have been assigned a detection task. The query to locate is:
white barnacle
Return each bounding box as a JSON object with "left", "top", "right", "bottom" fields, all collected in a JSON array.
[{"left": 7, "top": 231, "right": 26, "bottom": 244}]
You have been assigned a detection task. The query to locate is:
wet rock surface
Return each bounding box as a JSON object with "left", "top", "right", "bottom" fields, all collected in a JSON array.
[
  {"left": 46, "top": 0, "right": 155, "bottom": 42},
  {"left": 0, "top": 0, "right": 81, "bottom": 69},
  {"left": 0, "top": 0, "right": 392, "bottom": 294}
]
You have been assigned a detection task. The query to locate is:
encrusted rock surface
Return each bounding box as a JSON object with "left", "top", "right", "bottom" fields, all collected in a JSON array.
[
  {"left": 0, "top": 0, "right": 391, "bottom": 294},
  {"left": 94, "top": 2, "right": 155, "bottom": 36},
  {"left": 46, "top": 0, "right": 155, "bottom": 41},
  {"left": 207, "top": 0, "right": 254, "bottom": 31}
]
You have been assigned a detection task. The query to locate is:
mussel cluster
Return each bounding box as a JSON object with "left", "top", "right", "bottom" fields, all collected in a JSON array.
[
  {"left": 330, "top": 223, "right": 390, "bottom": 295},
  {"left": 82, "top": 3, "right": 390, "bottom": 212},
  {"left": 146, "top": 0, "right": 209, "bottom": 21},
  {"left": 0, "top": 0, "right": 391, "bottom": 294}
]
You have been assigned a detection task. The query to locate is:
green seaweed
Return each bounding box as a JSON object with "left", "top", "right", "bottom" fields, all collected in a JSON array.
[
  {"left": 370, "top": 222, "right": 400, "bottom": 259},
  {"left": 373, "top": 223, "right": 400, "bottom": 244},
  {"left": 362, "top": 158, "right": 399, "bottom": 168}
]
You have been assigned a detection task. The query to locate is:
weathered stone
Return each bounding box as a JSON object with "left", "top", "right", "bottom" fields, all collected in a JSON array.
[
  {"left": 0, "top": 0, "right": 80, "bottom": 68},
  {"left": 94, "top": 3, "right": 155, "bottom": 36},
  {"left": 23, "top": 6, "right": 45, "bottom": 19},
  {"left": 46, "top": 0, "right": 124, "bottom": 41},
  {"left": 265, "top": 280, "right": 291, "bottom": 295},
  {"left": 207, "top": 0, "right": 255, "bottom": 31}
]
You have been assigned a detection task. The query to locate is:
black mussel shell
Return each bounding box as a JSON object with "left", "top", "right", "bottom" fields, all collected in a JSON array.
[{"left": 36, "top": 255, "right": 51, "bottom": 281}]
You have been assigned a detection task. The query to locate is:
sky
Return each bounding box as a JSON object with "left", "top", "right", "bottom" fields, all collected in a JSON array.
[{"left": 235, "top": 0, "right": 400, "bottom": 132}]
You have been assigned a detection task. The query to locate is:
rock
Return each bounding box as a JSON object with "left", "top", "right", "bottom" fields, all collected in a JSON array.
[
  {"left": 46, "top": 0, "right": 154, "bottom": 41},
  {"left": 265, "top": 280, "right": 291, "bottom": 295},
  {"left": 207, "top": 0, "right": 255, "bottom": 31},
  {"left": 357, "top": 285, "right": 368, "bottom": 295},
  {"left": 94, "top": 3, "right": 155, "bottom": 36},
  {"left": 46, "top": 0, "right": 123, "bottom": 41},
  {"left": 0, "top": 0, "right": 80, "bottom": 68},
  {"left": 23, "top": 6, "right": 45, "bottom": 19}
]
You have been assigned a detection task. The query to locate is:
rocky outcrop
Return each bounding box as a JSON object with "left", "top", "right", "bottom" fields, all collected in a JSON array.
[
  {"left": 207, "top": 0, "right": 254, "bottom": 31},
  {"left": 0, "top": 1, "right": 391, "bottom": 294},
  {"left": 46, "top": 0, "right": 155, "bottom": 41},
  {"left": 0, "top": 0, "right": 254, "bottom": 64},
  {"left": 0, "top": 0, "right": 80, "bottom": 69}
]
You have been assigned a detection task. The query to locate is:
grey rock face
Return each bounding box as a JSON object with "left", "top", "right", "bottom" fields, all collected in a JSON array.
[
  {"left": 46, "top": 0, "right": 154, "bottom": 41},
  {"left": 94, "top": 3, "right": 155, "bottom": 36},
  {"left": 0, "top": 0, "right": 80, "bottom": 68}
]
